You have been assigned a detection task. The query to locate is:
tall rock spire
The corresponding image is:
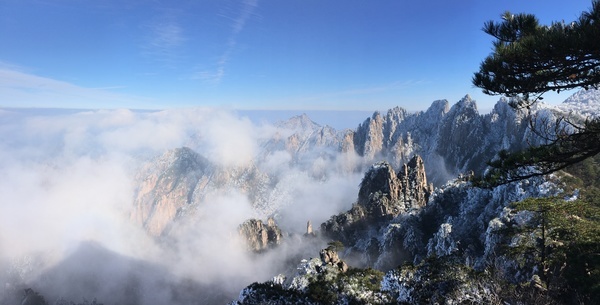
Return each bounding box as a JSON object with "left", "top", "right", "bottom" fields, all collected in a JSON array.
[{"left": 322, "top": 155, "right": 432, "bottom": 243}]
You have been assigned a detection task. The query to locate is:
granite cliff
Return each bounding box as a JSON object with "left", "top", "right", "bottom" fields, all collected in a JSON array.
[
  {"left": 238, "top": 218, "right": 283, "bottom": 252},
  {"left": 344, "top": 96, "right": 535, "bottom": 185},
  {"left": 321, "top": 155, "right": 432, "bottom": 268},
  {"left": 132, "top": 147, "right": 272, "bottom": 237}
]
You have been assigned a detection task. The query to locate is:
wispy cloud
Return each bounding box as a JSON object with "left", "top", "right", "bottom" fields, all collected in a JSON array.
[
  {"left": 151, "top": 22, "right": 186, "bottom": 50},
  {"left": 0, "top": 67, "right": 151, "bottom": 108},
  {"left": 231, "top": 0, "right": 259, "bottom": 36},
  {"left": 196, "top": 0, "right": 259, "bottom": 84},
  {"left": 142, "top": 20, "right": 187, "bottom": 67}
]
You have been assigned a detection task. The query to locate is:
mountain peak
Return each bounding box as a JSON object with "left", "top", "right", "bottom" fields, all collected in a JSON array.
[
  {"left": 238, "top": 218, "right": 283, "bottom": 252},
  {"left": 425, "top": 99, "right": 450, "bottom": 116},
  {"left": 445, "top": 95, "right": 479, "bottom": 120},
  {"left": 457, "top": 94, "right": 477, "bottom": 109},
  {"left": 280, "top": 113, "right": 321, "bottom": 131},
  {"left": 560, "top": 88, "right": 600, "bottom": 117}
]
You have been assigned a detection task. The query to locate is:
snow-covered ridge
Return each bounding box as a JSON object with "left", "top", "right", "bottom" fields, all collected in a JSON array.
[{"left": 557, "top": 88, "right": 600, "bottom": 118}]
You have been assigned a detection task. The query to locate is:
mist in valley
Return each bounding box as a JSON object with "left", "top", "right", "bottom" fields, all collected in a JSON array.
[{"left": 0, "top": 108, "right": 365, "bottom": 304}]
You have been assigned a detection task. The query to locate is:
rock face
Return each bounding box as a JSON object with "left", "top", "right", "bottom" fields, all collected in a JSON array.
[
  {"left": 357, "top": 155, "right": 432, "bottom": 218},
  {"left": 398, "top": 155, "right": 431, "bottom": 208},
  {"left": 132, "top": 147, "right": 210, "bottom": 236},
  {"left": 324, "top": 155, "right": 432, "bottom": 235},
  {"left": 319, "top": 248, "right": 349, "bottom": 273},
  {"left": 238, "top": 218, "right": 283, "bottom": 252},
  {"left": 305, "top": 220, "right": 314, "bottom": 236},
  {"left": 321, "top": 156, "right": 432, "bottom": 266},
  {"left": 131, "top": 147, "right": 272, "bottom": 236},
  {"left": 343, "top": 96, "right": 535, "bottom": 185}
]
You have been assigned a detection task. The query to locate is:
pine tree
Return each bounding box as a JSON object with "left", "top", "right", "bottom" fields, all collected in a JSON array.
[
  {"left": 473, "top": 1, "right": 600, "bottom": 186},
  {"left": 509, "top": 197, "right": 600, "bottom": 302}
]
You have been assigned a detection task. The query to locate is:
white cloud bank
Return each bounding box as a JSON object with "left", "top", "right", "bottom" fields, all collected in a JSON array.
[{"left": 0, "top": 107, "right": 362, "bottom": 304}]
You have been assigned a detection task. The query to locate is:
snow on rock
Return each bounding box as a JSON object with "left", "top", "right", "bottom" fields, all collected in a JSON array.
[
  {"left": 559, "top": 88, "right": 600, "bottom": 118},
  {"left": 426, "top": 222, "right": 458, "bottom": 257}
]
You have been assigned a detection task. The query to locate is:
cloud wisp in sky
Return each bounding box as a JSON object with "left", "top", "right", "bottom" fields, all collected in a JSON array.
[
  {"left": 0, "top": 1, "right": 593, "bottom": 111},
  {"left": 142, "top": 21, "right": 187, "bottom": 67},
  {"left": 0, "top": 67, "right": 151, "bottom": 109},
  {"left": 196, "top": 0, "right": 259, "bottom": 84}
]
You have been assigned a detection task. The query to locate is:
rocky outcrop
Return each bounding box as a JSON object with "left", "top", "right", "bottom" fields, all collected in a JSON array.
[
  {"left": 319, "top": 247, "right": 340, "bottom": 265},
  {"left": 356, "top": 161, "right": 403, "bottom": 218},
  {"left": 305, "top": 220, "right": 315, "bottom": 236},
  {"left": 238, "top": 218, "right": 283, "bottom": 252},
  {"left": 320, "top": 248, "right": 349, "bottom": 273},
  {"left": 398, "top": 155, "right": 431, "bottom": 209},
  {"left": 321, "top": 155, "right": 432, "bottom": 248},
  {"left": 132, "top": 147, "right": 272, "bottom": 237},
  {"left": 353, "top": 112, "right": 385, "bottom": 160},
  {"left": 350, "top": 107, "right": 413, "bottom": 168},
  {"left": 357, "top": 155, "right": 431, "bottom": 219},
  {"left": 132, "top": 147, "right": 210, "bottom": 236}
]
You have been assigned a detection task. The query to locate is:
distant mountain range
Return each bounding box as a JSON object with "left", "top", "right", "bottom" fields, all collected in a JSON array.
[{"left": 133, "top": 89, "right": 600, "bottom": 238}]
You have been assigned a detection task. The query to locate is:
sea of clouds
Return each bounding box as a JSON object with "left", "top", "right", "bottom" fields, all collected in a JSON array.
[{"left": 0, "top": 107, "right": 366, "bottom": 304}]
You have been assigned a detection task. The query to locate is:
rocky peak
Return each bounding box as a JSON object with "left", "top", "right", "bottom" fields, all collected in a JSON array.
[
  {"left": 456, "top": 94, "right": 476, "bottom": 109},
  {"left": 278, "top": 113, "right": 321, "bottom": 134},
  {"left": 349, "top": 106, "right": 415, "bottom": 169},
  {"left": 305, "top": 220, "right": 315, "bottom": 236},
  {"left": 386, "top": 106, "right": 408, "bottom": 120},
  {"left": 398, "top": 155, "right": 433, "bottom": 209},
  {"left": 340, "top": 130, "right": 356, "bottom": 153},
  {"left": 435, "top": 96, "right": 484, "bottom": 174},
  {"left": 238, "top": 218, "right": 283, "bottom": 252},
  {"left": 357, "top": 155, "right": 432, "bottom": 218},
  {"left": 151, "top": 147, "right": 210, "bottom": 178},
  {"left": 357, "top": 161, "right": 403, "bottom": 217},
  {"left": 132, "top": 147, "right": 210, "bottom": 236},
  {"left": 267, "top": 115, "right": 341, "bottom": 161},
  {"left": 354, "top": 112, "right": 385, "bottom": 159},
  {"left": 444, "top": 95, "right": 479, "bottom": 123},
  {"left": 383, "top": 107, "right": 407, "bottom": 142},
  {"left": 426, "top": 99, "right": 451, "bottom": 117},
  {"left": 559, "top": 88, "right": 600, "bottom": 117},
  {"left": 319, "top": 247, "right": 349, "bottom": 273},
  {"left": 321, "top": 156, "right": 431, "bottom": 244}
]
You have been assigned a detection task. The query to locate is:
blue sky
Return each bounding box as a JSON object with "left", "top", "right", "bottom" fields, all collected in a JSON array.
[{"left": 0, "top": 0, "right": 593, "bottom": 112}]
